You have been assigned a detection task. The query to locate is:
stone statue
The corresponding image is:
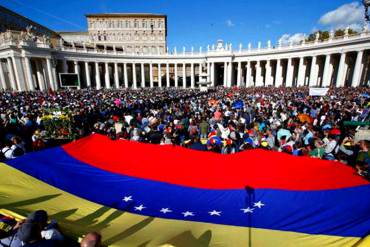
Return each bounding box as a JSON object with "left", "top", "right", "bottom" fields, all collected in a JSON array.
[
  {"left": 315, "top": 32, "right": 320, "bottom": 41},
  {"left": 344, "top": 27, "right": 349, "bottom": 36},
  {"left": 330, "top": 30, "right": 335, "bottom": 39}
]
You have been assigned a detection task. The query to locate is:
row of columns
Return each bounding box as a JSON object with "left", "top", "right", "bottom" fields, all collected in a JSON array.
[
  {"left": 0, "top": 50, "right": 368, "bottom": 91},
  {"left": 0, "top": 56, "right": 57, "bottom": 91},
  {"left": 229, "top": 50, "right": 366, "bottom": 88},
  {"left": 71, "top": 61, "right": 215, "bottom": 90}
]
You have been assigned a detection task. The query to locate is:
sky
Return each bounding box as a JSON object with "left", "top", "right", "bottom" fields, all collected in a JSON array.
[{"left": 0, "top": 0, "right": 367, "bottom": 49}]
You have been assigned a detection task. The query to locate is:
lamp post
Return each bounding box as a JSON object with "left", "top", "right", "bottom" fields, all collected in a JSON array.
[{"left": 363, "top": 0, "right": 370, "bottom": 22}]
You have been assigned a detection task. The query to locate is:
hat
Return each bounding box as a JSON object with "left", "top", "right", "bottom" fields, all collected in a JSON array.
[
  {"left": 26, "top": 210, "right": 48, "bottom": 225},
  {"left": 17, "top": 222, "right": 41, "bottom": 243},
  {"left": 329, "top": 128, "right": 341, "bottom": 136},
  {"left": 261, "top": 141, "right": 269, "bottom": 148}
]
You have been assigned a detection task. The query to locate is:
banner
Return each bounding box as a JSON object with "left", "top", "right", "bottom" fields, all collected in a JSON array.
[{"left": 309, "top": 88, "right": 329, "bottom": 96}]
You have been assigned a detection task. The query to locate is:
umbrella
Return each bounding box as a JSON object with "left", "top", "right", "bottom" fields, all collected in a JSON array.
[
  {"left": 277, "top": 129, "right": 292, "bottom": 141},
  {"left": 298, "top": 114, "right": 313, "bottom": 124}
]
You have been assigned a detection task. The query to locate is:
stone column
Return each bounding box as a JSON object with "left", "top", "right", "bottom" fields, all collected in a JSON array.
[
  {"left": 255, "top": 61, "right": 262, "bottom": 86},
  {"left": 223, "top": 62, "right": 228, "bottom": 87},
  {"left": 207, "top": 62, "right": 211, "bottom": 83},
  {"left": 141, "top": 63, "right": 145, "bottom": 88},
  {"left": 115, "top": 63, "right": 120, "bottom": 89},
  {"left": 275, "top": 59, "right": 283, "bottom": 87},
  {"left": 297, "top": 57, "right": 306, "bottom": 87},
  {"left": 85, "top": 62, "right": 91, "bottom": 88},
  {"left": 183, "top": 63, "right": 186, "bottom": 89},
  {"left": 0, "top": 61, "right": 6, "bottom": 90},
  {"left": 211, "top": 62, "right": 215, "bottom": 87},
  {"left": 265, "top": 60, "right": 272, "bottom": 86},
  {"left": 6, "top": 58, "right": 15, "bottom": 90},
  {"left": 105, "top": 63, "right": 111, "bottom": 89},
  {"left": 124, "top": 63, "right": 128, "bottom": 88},
  {"left": 24, "top": 57, "right": 35, "bottom": 91},
  {"left": 322, "top": 54, "right": 332, "bottom": 87},
  {"left": 95, "top": 62, "right": 101, "bottom": 90},
  {"left": 246, "top": 62, "right": 252, "bottom": 87},
  {"left": 191, "top": 63, "right": 195, "bottom": 88},
  {"left": 62, "top": 59, "right": 68, "bottom": 73},
  {"left": 174, "top": 63, "right": 178, "bottom": 88},
  {"left": 336, "top": 53, "right": 347, "bottom": 87},
  {"left": 132, "top": 63, "right": 137, "bottom": 89},
  {"left": 309, "top": 56, "right": 318, "bottom": 87},
  {"left": 149, "top": 63, "right": 153, "bottom": 88},
  {"left": 73, "top": 61, "right": 80, "bottom": 89},
  {"left": 236, "top": 62, "right": 242, "bottom": 87},
  {"left": 35, "top": 60, "right": 45, "bottom": 91},
  {"left": 286, "top": 58, "right": 294, "bottom": 87},
  {"left": 166, "top": 63, "right": 170, "bottom": 87},
  {"left": 11, "top": 57, "right": 26, "bottom": 91},
  {"left": 228, "top": 62, "right": 233, "bottom": 87},
  {"left": 352, "top": 50, "right": 364, "bottom": 87},
  {"left": 158, "top": 63, "right": 162, "bottom": 87},
  {"left": 46, "top": 58, "right": 56, "bottom": 91}
]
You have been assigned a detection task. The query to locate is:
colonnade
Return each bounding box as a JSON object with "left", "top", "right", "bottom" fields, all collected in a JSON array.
[{"left": 0, "top": 50, "right": 369, "bottom": 91}]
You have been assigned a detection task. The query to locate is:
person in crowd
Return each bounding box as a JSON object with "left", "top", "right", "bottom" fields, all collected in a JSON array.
[
  {"left": 0, "top": 87, "right": 369, "bottom": 179},
  {"left": 80, "top": 232, "right": 102, "bottom": 247}
]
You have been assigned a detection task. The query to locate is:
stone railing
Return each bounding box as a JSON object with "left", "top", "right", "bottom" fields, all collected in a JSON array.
[{"left": 2, "top": 28, "right": 370, "bottom": 57}]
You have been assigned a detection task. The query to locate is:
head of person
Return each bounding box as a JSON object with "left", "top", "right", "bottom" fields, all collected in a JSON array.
[
  {"left": 17, "top": 222, "right": 42, "bottom": 244},
  {"left": 80, "top": 232, "right": 102, "bottom": 247},
  {"left": 26, "top": 210, "right": 48, "bottom": 229}
]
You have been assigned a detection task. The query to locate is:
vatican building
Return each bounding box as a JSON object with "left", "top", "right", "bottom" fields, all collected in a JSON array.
[{"left": 0, "top": 4, "right": 370, "bottom": 91}]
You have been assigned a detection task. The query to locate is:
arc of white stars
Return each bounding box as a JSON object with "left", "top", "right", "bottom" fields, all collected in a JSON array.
[
  {"left": 134, "top": 204, "right": 146, "bottom": 211},
  {"left": 241, "top": 207, "right": 254, "bottom": 213},
  {"left": 182, "top": 211, "right": 194, "bottom": 217},
  {"left": 254, "top": 201, "right": 265, "bottom": 209},
  {"left": 209, "top": 210, "right": 222, "bottom": 216},
  {"left": 122, "top": 196, "right": 133, "bottom": 202},
  {"left": 160, "top": 208, "right": 172, "bottom": 214}
]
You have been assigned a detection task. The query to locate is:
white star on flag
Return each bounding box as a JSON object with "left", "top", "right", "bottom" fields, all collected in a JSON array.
[
  {"left": 209, "top": 210, "right": 222, "bottom": 216},
  {"left": 182, "top": 211, "right": 194, "bottom": 217},
  {"left": 122, "top": 196, "right": 133, "bottom": 202},
  {"left": 241, "top": 207, "right": 254, "bottom": 213},
  {"left": 254, "top": 201, "right": 265, "bottom": 208},
  {"left": 160, "top": 208, "right": 172, "bottom": 214},
  {"left": 134, "top": 204, "right": 146, "bottom": 211}
]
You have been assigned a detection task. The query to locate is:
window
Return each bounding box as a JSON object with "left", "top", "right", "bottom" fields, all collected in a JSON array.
[
  {"left": 126, "top": 20, "right": 130, "bottom": 28},
  {"left": 142, "top": 21, "right": 147, "bottom": 28},
  {"left": 134, "top": 20, "right": 138, "bottom": 28}
]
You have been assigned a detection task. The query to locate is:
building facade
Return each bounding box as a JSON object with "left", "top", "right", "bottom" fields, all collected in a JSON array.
[
  {"left": 58, "top": 13, "right": 167, "bottom": 55},
  {"left": 0, "top": 5, "right": 370, "bottom": 91}
]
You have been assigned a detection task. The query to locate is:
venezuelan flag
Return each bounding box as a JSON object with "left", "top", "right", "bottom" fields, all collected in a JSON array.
[{"left": 1, "top": 134, "right": 370, "bottom": 247}]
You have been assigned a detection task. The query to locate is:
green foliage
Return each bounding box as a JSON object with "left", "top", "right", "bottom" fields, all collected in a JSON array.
[{"left": 305, "top": 28, "right": 359, "bottom": 42}]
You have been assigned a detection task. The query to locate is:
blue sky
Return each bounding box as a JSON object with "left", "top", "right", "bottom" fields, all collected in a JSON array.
[{"left": 0, "top": 0, "right": 366, "bottom": 48}]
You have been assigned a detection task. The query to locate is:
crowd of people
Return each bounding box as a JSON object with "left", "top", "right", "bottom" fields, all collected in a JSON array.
[{"left": 0, "top": 86, "right": 369, "bottom": 178}]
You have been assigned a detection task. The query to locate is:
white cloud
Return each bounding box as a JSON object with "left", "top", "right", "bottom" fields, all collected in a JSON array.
[
  {"left": 278, "top": 33, "right": 306, "bottom": 45},
  {"left": 226, "top": 19, "right": 235, "bottom": 27},
  {"left": 319, "top": 2, "right": 364, "bottom": 31}
]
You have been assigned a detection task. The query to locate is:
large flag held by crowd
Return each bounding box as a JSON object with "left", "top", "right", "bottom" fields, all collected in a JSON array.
[{"left": 1, "top": 134, "right": 370, "bottom": 246}]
